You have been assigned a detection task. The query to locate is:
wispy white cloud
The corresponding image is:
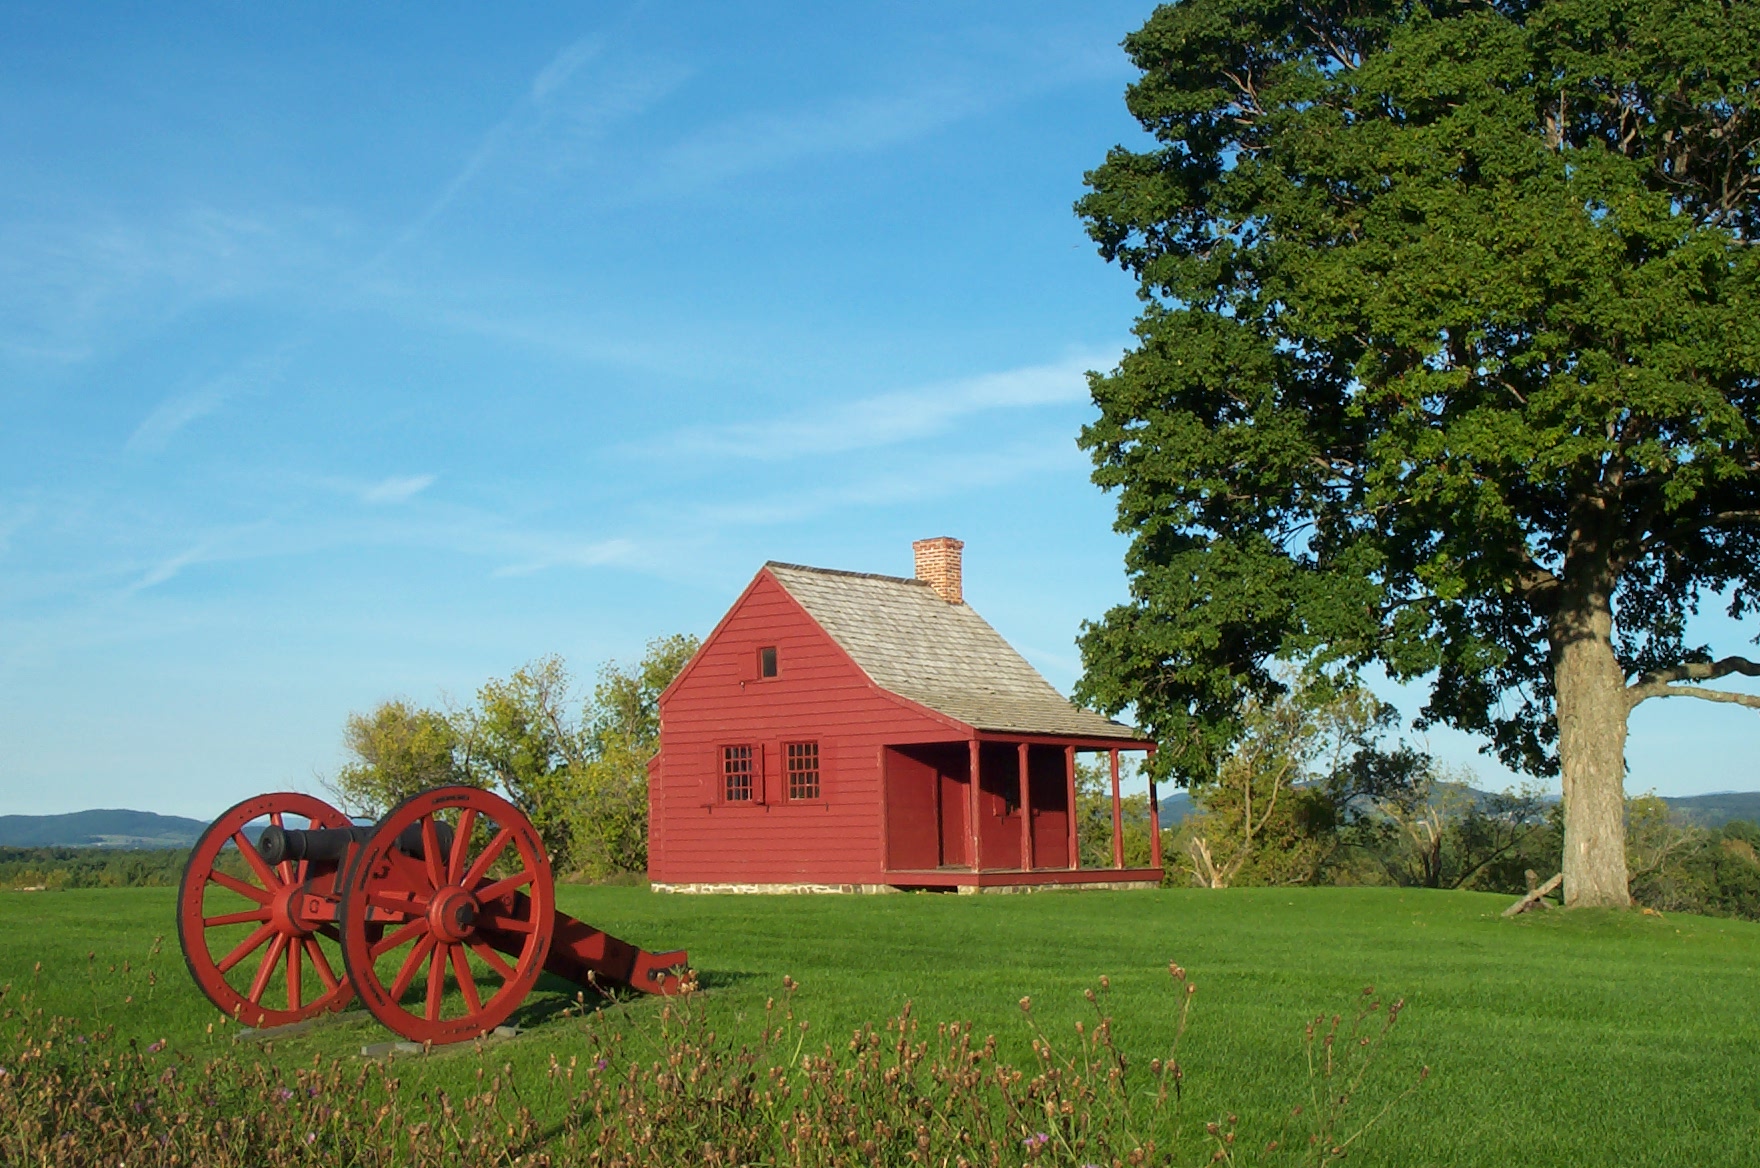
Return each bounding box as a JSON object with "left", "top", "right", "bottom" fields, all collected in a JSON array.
[
  {"left": 359, "top": 475, "right": 437, "bottom": 505},
  {"left": 365, "top": 37, "right": 690, "bottom": 270},
  {"left": 125, "top": 385, "right": 231, "bottom": 454},
  {"left": 490, "top": 536, "right": 638, "bottom": 578},
  {"left": 0, "top": 207, "right": 343, "bottom": 370},
  {"left": 693, "top": 441, "right": 1084, "bottom": 527},
  {"left": 653, "top": 83, "right": 979, "bottom": 191},
  {"left": 124, "top": 349, "right": 292, "bottom": 454},
  {"left": 125, "top": 543, "right": 209, "bottom": 593},
  {"left": 663, "top": 352, "right": 1108, "bottom": 462}
]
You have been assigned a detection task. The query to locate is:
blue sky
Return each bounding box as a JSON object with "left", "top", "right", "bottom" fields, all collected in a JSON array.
[{"left": 3, "top": 2, "right": 1755, "bottom": 819}]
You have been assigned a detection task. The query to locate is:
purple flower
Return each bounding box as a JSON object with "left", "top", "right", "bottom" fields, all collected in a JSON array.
[
  {"left": 277, "top": 1087, "right": 295, "bottom": 1101},
  {"left": 595, "top": 1058, "right": 608, "bottom": 1071},
  {"left": 146, "top": 1039, "right": 166, "bottom": 1054},
  {"left": 1022, "top": 1132, "right": 1050, "bottom": 1151},
  {"left": 305, "top": 1133, "right": 317, "bottom": 1145}
]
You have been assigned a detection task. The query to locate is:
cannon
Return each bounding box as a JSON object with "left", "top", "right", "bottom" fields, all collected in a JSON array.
[{"left": 176, "top": 786, "right": 688, "bottom": 1044}]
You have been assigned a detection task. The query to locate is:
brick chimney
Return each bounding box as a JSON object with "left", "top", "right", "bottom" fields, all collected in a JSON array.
[{"left": 912, "top": 537, "right": 964, "bottom": 604}]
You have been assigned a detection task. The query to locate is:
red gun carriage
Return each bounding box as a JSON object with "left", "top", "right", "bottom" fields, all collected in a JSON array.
[{"left": 176, "top": 786, "right": 687, "bottom": 1044}]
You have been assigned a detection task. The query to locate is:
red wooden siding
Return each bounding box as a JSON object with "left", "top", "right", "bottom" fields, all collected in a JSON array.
[{"left": 650, "top": 570, "right": 958, "bottom": 886}]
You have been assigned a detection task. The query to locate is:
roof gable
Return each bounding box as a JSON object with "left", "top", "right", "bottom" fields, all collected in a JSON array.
[{"left": 763, "top": 562, "right": 1142, "bottom": 741}]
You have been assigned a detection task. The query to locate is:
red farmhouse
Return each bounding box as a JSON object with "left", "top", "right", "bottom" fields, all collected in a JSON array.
[{"left": 648, "top": 538, "right": 1163, "bottom": 893}]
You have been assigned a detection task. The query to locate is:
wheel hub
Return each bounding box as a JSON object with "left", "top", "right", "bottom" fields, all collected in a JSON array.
[
  {"left": 268, "top": 883, "right": 314, "bottom": 938},
  {"left": 427, "top": 885, "right": 480, "bottom": 943}
]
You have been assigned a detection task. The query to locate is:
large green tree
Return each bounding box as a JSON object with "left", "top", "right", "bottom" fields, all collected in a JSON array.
[{"left": 1075, "top": 0, "right": 1760, "bottom": 906}]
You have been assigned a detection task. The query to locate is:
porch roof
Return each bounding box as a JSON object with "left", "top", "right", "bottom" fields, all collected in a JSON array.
[{"left": 765, "top": 561, "right": 1144, "bottom": 741}]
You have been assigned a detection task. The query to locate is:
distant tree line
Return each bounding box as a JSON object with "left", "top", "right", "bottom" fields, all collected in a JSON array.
[
  {"left": 0, "top": 847, "right": 188, "bottom": 890},
  {"left": 1103, "top": 675, "right": 1760, "bottom": 922},
  {"left": 328, "top": 635, "right": 699, "bottom": 882}
]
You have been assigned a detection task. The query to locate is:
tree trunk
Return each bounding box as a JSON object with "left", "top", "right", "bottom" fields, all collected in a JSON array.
[{"left": 1551, "top": 567, "right": 1631, "bottom": 908}]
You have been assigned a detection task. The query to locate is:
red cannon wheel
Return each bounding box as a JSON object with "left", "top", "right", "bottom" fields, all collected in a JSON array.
[
  {"left": 176, "top": 792, "right": 355, "bottom": 1028},
  {"left": 338, "top": 786, "right": 554, "bottom": 1044}
]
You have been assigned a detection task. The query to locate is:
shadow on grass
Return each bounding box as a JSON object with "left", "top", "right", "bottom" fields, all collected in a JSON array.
[{"left": 505, "top": 967, "right": 761, "bottom": 1032}]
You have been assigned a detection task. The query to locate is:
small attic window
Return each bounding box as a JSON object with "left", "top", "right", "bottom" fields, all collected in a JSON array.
[{"left": 758, "top": 646, "right": 778, "bottom": 678}]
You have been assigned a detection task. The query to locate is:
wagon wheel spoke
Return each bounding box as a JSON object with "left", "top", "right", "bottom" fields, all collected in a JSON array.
[
  {"left": 209, "top": 869, "right": 272, "bottom": 905},
  {"left": 468, "top": 939, "right": 517, "bottom": 982},
  {"left": 204, "top": 907, "right": 270, "bottom": 928},
  {"left": 421, "top": 816, "right": 446, "bottom": 891},
  {"left": 234, "top": 830, "right": 280, "bottom": 890},
  {"left": 248, "top": 933, "right": 290, "bottom": 1005},
  {"left": 448, "top": 808, "right": 477, "bottom": 884},
  {"left": 303, "top": 938, "right": 340, "bottom": 993},
  {"left": 286, "top": 934, "right": 302, "bottom": 1010},
  {"left": 370, "top": 917, "right": 429, "bottom": 960},
  {"left": 478, "top": 911, "right": 536, "bottom": 934},
  {"left": 269, "top": 812, "right": 295, "bottom": 885},
  {"left": 474, "top": 871, "right": 532, "bottom": 905},
  {"left": 217, "top": 922, "right": 277, "bottom": 973},
  {"left": 450, "top": 943, "right": 482, "bottom": 1015},
  {"left": 390, "top": 934, "right": 438, "bottom": 1003},
  {"left": 460, "top": 827, "right": 513, "bottom": 891},
  {"left": 425, "top": 944, "right": 446, "bottom": 1021}
]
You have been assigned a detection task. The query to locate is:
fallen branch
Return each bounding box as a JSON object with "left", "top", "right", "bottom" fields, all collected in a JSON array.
[{"left": 1503, "top": 871, "right": 1562, "bottom": 917}]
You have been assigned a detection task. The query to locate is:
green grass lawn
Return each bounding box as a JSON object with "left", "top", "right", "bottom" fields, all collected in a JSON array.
[{"left": 3, "top": 884, "right": 1757, "bottom": 1166}]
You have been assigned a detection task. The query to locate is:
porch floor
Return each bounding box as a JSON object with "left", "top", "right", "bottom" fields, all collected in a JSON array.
[{"left": 883, "top": 867, "right": 1163, "bottom": 889}]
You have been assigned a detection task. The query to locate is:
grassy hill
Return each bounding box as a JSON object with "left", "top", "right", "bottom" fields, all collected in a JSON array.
[
  {"left": 0, "top": 808, "right": 207, "bottom": 848},
  {"left": 2, "top": 885, "right": 1755, "bottom": 1165}
]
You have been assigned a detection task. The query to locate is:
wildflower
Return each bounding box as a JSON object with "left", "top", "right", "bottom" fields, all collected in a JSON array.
[
  {"left": 1019, "top": 997, "right": 1031, "bottom": 1014},
  {"left": 595, "top": 1058, "right": 608, "bottom": 1071},
  {"left": 277, "top": 1087, "right": 295, "bottom": 1101},
  {"left": 306, "top": 1133, "right": 317, "bottom": 1145},
  {"left": 146, "top": 1039, "right": 166, "bottom": 1053},
  {"left": 1022, "top": 1132, "right": 1050, "bottom": 1151}
]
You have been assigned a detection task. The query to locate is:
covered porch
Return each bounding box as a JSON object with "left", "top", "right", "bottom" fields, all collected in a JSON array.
[{"left": 880, "top": 733, "right": 1163, "bottom": 890}]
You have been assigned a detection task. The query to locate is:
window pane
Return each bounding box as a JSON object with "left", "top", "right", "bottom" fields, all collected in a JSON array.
[
  {"left": 759, "top": 646, "right": 778, "bottom": 678},
  {"left": 723, "top": 745, "right": 753, "bottom": 802},
  {"left": 786, "top": 741, "right": 819, "bottom": 801}
]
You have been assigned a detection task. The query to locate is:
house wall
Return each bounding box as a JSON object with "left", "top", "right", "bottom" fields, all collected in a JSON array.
[{"left": 650, "top": 570, "right": 960, "bottom": 886}]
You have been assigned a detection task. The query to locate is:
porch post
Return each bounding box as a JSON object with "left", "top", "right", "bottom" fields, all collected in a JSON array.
[
  {"left": 1065, "top": 745, "right": 1078, "bottom": 870},
  {"left": 1017, "top": 741, "right": 1033, "bottom": 871},
  {"left": 1146, "top": 745, "right": 1163, "bottom": 871},
  {"left": 1109, "top": 747, "right": 1124, "bottom": 869},
  {"left": 968, "top": 738, "right": 983, "bottom": 872}
]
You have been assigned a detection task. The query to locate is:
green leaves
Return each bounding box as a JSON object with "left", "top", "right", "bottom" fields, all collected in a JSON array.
[
  {"left": 328, "top": 635, "right": 700, "bottom": 878},
  {"left": 1076, "top": 0, "right": 1760, "bottom": 780}
]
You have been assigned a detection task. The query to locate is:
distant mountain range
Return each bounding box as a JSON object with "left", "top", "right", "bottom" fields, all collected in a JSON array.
[
  {"left": 1651, "top": 791, "right": 1760, "bottom": 828},
  {"left": 0, "top": 809, "right": 210, "bottom": 849},
  {"left": 1, "top": 790, "right": 1756, "bottom": 848}
]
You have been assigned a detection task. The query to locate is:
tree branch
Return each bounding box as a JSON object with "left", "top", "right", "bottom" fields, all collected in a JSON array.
[
  {"left": 1628, "top": 656, "right": 1760, "bottom": 707},
  {"left": 1632, "top": 655, "right": 1760, "bottom": 688},
  {"left": 1631, "top": 684, "right": 1760, "bottom": 711}
]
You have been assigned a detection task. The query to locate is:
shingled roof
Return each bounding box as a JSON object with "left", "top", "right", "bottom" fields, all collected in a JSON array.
[{"left": 764, "top": 562, "right": 1144, "bottom": 741}]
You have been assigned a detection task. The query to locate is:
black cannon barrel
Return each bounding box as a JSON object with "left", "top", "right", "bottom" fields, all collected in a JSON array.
[{"left": 257, "top": 820, "right": 455, "bottom": 867}]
